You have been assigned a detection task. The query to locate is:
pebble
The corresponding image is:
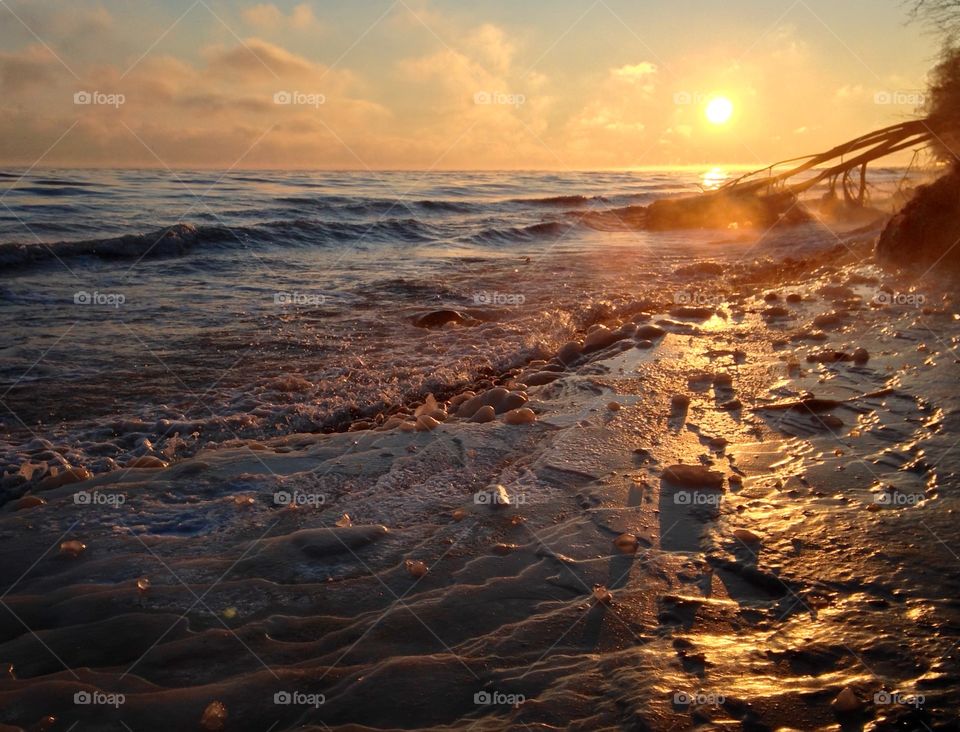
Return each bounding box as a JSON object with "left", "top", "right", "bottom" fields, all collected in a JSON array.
[
  {"left": 451, "top": 509, "right": 467, "bottom": 522},
  {"left": 852, "top": 347, "right": 869, "bottom": 364},
  {"left": 607, "top": 401, "right": 621, "bottom": 411},
  {"left": 200, "top": 700, "right": 228, "bottom": 731},
  {"left": 11, "top": 495, "right": 45, "bottom": 511},
  {"left": 671, "top": 394, "right": 690, "bottom": 410},
  {"left": 415, "top": 415, "right": 441, "bottom": 431},
  {"left": 733, "top": 528, "right": 762, "bottom": 544},
  {"left": 127, "top": 456, "right": 166, "bottom": 469},
  {"left": 59, "top": 540, "right": 86, "bottom": 558},
  {"left": 831, "top": 687, "right": 862, "bottom": 713},
  {"left": 614, "top": 533, "right": 640, "bottom": 554},
  {"left": 592, "top": 584, "right": 613, "bottom": 604},
  {"left": 634, "top": 324, "right": 666, "bottom": 340},
  {"left": 468, "top": 405, "right": 496, "bottom": 423},
  {"left": 404, "top": 559, "right": 429, "bottom": 578},
  {"left": 503, "top": 407, "right": 537, "bottom": 425}
]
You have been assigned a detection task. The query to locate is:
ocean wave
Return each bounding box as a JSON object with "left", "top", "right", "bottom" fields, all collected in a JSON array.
[
  {"left": 0, "top": 216, "right": 446, "bottom": 270},
  {"left": 468, "top": 220, "right": 572, "bottom": 244}
]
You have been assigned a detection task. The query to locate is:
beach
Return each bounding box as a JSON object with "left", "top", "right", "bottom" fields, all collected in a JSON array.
[{"left": 1, "top": 170, "right": 957, "bottom": 730}]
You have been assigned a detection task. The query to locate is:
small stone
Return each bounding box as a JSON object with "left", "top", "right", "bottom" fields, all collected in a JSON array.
[
  {"left": 720, "top": 398, "right": 742, "bottom": 411},
  {"left": 831, "top": 687, "right": 862, "bottom": 713},
  {"left": 852, "top": 347, "right": 869, "bottom": 364},
  {"left": 136, "top": 577, "right": 151, "bottom": 594},
  {"left": 59, "top": 540, "right": 86, "bottom": 558},
  {"left": 492, "top": 543, "right": 516, "bottom": 555},
  {"left": 592, "top": 584, "right": 613, "bottom": 604},
  {"left": 468, "top": 405, "right": 496, "bottom": 423},
  {"left": 503, "top": 407, "right": 536, "bottom": 425},
  {"left": 200, "top": 700, "right": 228, "bottom": 731},
  {"left": 404, "top": 559, "right": 428, "bottom": 578},
  {"left": 613, "top": 533, "right": 639, "bottom": 554},
  {"left": 671, "top": 394, "right": 690, "bottom": 410},
  {"left": 733, "top": 528, "right": 762, "bottom": 544},
  {"left": 335, "top": 514, "right": 352, "bottom": 528},
  {"left": 12, "top": 495, "right": 46, "bottom": 511},
  {"left": 607, "top": 401, "right": 621, "bottom": 411},
  {"left": 127, "top": 456, "right": 166, "bottom": 469},
  {"left": 452, "top": 509, "right": 467, "bottom": 522},
  {"left": 415, "top": 414, "right": 441, "bottom": 431}
]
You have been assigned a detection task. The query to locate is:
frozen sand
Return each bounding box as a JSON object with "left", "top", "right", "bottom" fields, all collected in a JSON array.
[{"left": 1, "top": 227, "right": 959, "bottom": 730}]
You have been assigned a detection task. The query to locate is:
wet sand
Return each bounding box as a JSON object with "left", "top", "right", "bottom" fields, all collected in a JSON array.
[{"left": 1, "top": 224, "right": 959, "bottom": 731}]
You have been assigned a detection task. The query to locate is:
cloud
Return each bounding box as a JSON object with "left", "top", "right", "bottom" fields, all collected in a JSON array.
[{"left": 242, "top": 3, "right": 322, "bottom": 32}]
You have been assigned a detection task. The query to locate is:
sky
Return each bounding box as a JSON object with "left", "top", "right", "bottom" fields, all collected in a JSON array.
[{"left": 0, "top": 0, "right": 939, "bottom": 170}]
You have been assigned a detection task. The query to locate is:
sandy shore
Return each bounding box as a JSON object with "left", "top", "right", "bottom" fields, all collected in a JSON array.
[{"left": 1, "top": 223, "right": 958, "bottom": 731}]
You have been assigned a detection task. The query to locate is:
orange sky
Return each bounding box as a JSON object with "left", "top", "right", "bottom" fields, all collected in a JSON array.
[{"left": 0, "top": 0, "right": 935, "bottom": 169}]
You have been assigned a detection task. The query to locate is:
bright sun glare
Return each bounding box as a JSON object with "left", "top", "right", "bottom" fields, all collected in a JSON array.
[{"left": 705, "top": 96, "right": 734, "bottom": 125}]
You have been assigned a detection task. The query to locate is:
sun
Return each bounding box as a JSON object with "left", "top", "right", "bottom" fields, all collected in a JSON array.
[{"left": 705, "top": 96, "right": 734, "bottom": 125}]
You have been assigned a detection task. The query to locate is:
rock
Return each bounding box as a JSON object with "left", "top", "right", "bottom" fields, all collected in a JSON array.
[
  {"left": 457, "top": 387, "right": 527, "bottom": 417},
  {"left": 635, "top": 324, "right": 666, "bottom": 340},
  {"left": 831, "top": 687, "right": 862, "bottom": 713},
  {"left": 404, "top": 559, "right": 428, "bottom": 578},
  {"left": 200, "top": 700, "right": 228, "bottom": 731},
  {"left": 763, "top": 306, "right": 790, "bottom": 319},
  {"left": 452, "top": 509, "right": 467, "bottom": 522},
  {"left": 468, "top": 405, "right": 496, "bottom": 423},
  {"left": 59, "top": 540, "right": 86, "bottom": 558},
  {"left": 786, "top": 293, "right": 802, "bottom": 303},
  {"left": 713, "top": 373, "right": 733, "bottom": 388},
  {"left": 11, "top": 495, "right": 45, "bottom": 511},
  {"left": 592, "top": 584, "right": 613, "bottom": 604},
  {"left": 852, "top": 347, "right": 869, "bottom": 364},
  {"left": 127, "top": 456, "right": 166, "bottom": 469},
  {"left": 523, "top": 371, "right": 561, "bottom": 386},
  {"left": 36, "top": 466, "right": 92, "bottom": 491},
  {"left": 635, "top": 339, "right": 654, "bottom": 349},
  {"left": 557, "top": 340, "right": 583, "bottom": 365},
  {"left": 492, "top": 543, "right": 517, "bottom": 555},
  {"left": 582, "top": 326, "right": 622, "bottom": 353},
  {"left": 733, "top": 528, "right": 762, "bottom": 544},
  {"left": 662, "top": 464, "right": 725, "bottom": 490},
  {"left": 503, "top": 407, "right": 536, "bottom": 425},
  {"left": 669, "top": 305, "right": 715, "bottom": 319},
  {"left": 415, "top": 414, "right": 441, "bottom": 431},
  {"left": 607, "top": 401, "right": 621, "bottom": 411},
  {"left": 720, "top": 398, "right": 742, "bottom": 411},
  {"left": 813, "top": 311, "right": 844, "bottom": 329},
  {"left": 413, "top": 310, "right": 469, "bottom": 328},
  {"left": 613, "top": 533, "right": 639, "bottom": 554}
]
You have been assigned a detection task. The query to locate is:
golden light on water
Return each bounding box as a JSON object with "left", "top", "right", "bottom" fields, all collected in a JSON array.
[
  {"left": 705, "top": 96, "right": 734, "bottom": 125},
  {"left": 701, "top": 166, "right": 729, "bottom": 190}
]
